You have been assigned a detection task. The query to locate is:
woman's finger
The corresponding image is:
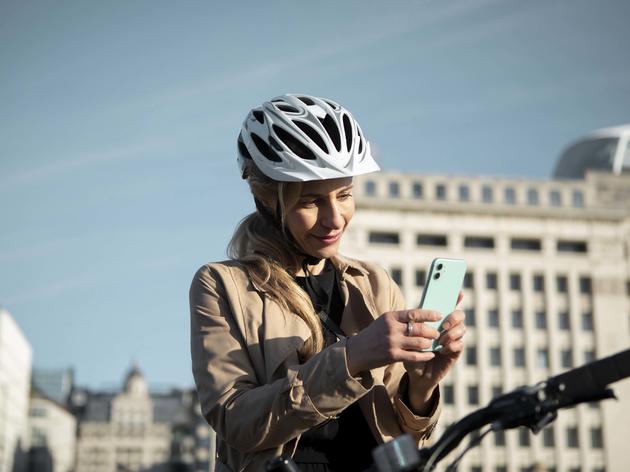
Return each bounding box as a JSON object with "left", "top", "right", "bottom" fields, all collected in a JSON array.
[
  {"left": 440, "top": 340, "right": 464, "bottom": 355},
  {"left": 439, "top": 325, "right": 466, "bottom": 344},
  {"left": 407, "top": 322, "right": 440, "bottom": 339},
  {"left": 441, "top": 310, "right": 466, "bottom": 330},
  {"left": 393, "top": 309, "right": 442, "bottom": 324},
  {"left": 400, "top": 334, "right": 435, "bottom": 352}
]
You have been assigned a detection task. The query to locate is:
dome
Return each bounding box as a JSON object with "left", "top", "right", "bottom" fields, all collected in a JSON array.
[
  {"left": 553, "top": 124, "right": 630, "bottom": 179},
  {"left": 122, "top": 362, "right": 148, "bottom": 396}
]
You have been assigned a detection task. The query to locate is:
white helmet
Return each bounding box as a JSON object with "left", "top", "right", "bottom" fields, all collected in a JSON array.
[{"left": 237, "top": 94, "right": 380, "bottom": 182}]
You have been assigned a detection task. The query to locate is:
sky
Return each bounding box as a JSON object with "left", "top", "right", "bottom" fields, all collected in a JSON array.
[{"left": 1, "top": 0, "right": 629, "bottom": 390}]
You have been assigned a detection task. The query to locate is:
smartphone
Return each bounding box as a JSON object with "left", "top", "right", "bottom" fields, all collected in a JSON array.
[{"left": 418, "top": 258, "right": 467, "bottom": 351}]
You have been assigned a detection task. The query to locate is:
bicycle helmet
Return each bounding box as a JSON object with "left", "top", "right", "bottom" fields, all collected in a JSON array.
[{"left": 237, "top": 94, "right": 380, "bottom": 182}]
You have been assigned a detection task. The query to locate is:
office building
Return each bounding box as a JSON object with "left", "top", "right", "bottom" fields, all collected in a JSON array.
[
  {"left": 0, "top": 308, "right": 33, "bottom": 472},
  {"left": 341, "top": 125, "right": 630, "bottom": 472}
]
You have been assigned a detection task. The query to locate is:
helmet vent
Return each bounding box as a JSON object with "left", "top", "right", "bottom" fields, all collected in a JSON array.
[
  {"left": 276, "top": 104, "right": 299, "bottom": 113},
  {"left": 269, "top": 136, "right": 283, "bottom": 151},
  {"left": 273, "top": 125, "right": 317, "bottom": 161},
  {"left": 251, "top": 133, "right": 283, "bottom": 162},
  {"left": 252, "top": 110, "right": 265, "bottom": 124},
  {"left": 318, "top": 115, "right": 341, "bottom": 152},
  {"left": 237, "top": 134, "right": 253, "bottom": 160},
  {"left": 342, "top": 114, "right": 353, "bottom": 152},
  {"left": 297, "top": 96, "right": 315, "bottom": 106},
  {"left": 293, "top": 121, "right": 328, "bottom": 153},
  {"left": 357, "top": 128, "right": 364, "bottom": 154},
  {"left": 324, "top": 100, "right": 339, "bottom": 110}
]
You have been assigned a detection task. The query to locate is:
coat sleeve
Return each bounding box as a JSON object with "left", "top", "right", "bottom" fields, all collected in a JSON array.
[
  {"left": 382, "top": 271, "right": 441, "bottom": 443},
  {"left": 190, "top": 264, "right": 374, "bottom": 454}
]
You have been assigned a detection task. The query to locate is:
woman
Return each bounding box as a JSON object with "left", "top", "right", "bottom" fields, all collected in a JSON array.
[{"left": 190, "top": 94, "right": 465, "bottom": 471}]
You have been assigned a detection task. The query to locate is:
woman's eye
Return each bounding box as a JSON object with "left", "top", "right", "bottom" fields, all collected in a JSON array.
[{"left": 338, "top": 193, "right": 353, "bottom": 200}]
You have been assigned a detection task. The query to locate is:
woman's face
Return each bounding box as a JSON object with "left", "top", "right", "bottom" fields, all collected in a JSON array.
[{"left": 285, "top": 177, "right": 355, "bottom": 260}]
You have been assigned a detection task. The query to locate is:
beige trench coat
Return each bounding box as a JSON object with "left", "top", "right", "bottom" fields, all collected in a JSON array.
[{"left": 190, "top": 255, "right": 441, "bottom": 471}]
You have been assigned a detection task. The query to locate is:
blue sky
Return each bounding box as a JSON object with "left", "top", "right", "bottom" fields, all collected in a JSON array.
[{"left": 1, "top": 0, "right": 629, "bottom": 390}]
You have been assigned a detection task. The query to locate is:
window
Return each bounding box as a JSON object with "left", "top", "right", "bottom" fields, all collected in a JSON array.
[
  {"left": 550, "top": 190, "right": 562, "bottom": 206},
  {"left": 512, "top": 310, "right": 523, "bottom": 329},
  {"left": 510, "top": 273, "right": 522, "bottom": 290},
  {"left": 558, "top": 240, "right": 588, "bottom": 253},
  {"left": 464, "top": 272, "right": 474, "bottom": 289},
  {"left": 486, "top": 272, "right": 498, "bottom": 289},
  {"left": 391, "top": 268, "right": 402, "bottom": 286},
  {"left": 416, "top": 234, "right": 447, "bottom": 246},
  {"left": 533, "top": 274, "right": 545, "bottom": 292},
  {"left": 514, "top": 347, "right": 526, "bottom": 367},
  {"left": 537, "top": 348, "right": 549, "bottom": 368},
  {"left": 492, "top": 385, "right": 502, "bottom": 398},
  {"left": 572, "top": 190, "right": 584, "bottom": 208},
  {"left": 527, "top": 188, "right": 539, "bottom": 205},
  {"left": 464, "top": 236, "right": 495, "bottom": 249},
  {"left": 412, "top": 182, "right": 423, "bottom": 199},
  {"left": 494, "top": 430, "right": 506, "bottom": 446},
  {"left": 482, "top": 185, "right": 493, "bottom": 203},
  {"left": 535, "top": 310, "right": 547, "bottom": 329},
  {"left": 488, "top": 309, "right": 499, "bottom": 328},
  {"left": 579, "top": 276, "right": 592, "bottom": 294},
  {"left": 490, "top": 347, "right": 502, "bottom": 367},
  {"left": 29, "top": 407, "right": 47, "bottom": 418},
  {"left": 567, "top": 427, "right": 579, "bottom": 448},
  {"left": 436, "top": 183, "right": 447, "bottom": 200},
  {"left": 369, "top": 231, "right": 400, "bottom": 244},
  {"left": 559, "top": 311, "right": 571, "bottom": 330},
  {"left": 504, "top": 187, "right": 516, "bottom": 204},
  {"left": 561, "top": 349, "right": 573, "bottom": 368},
  {"left": 584, "top": 350, "right": 596, "bottom": 363},
  {"left": 466, "top": 346, "right": 477, "bottom": 366},
  {"left": 543, "top": 426, "right": 555, "bottom": 447},
  {"left": 495, "top": 467, "right": 507, "bottom": 472},
  {"left": 557, "top": 275, "right": 568, "bottom": 293},
  {"left": 365, "top": 180, "right": 376, "bottom": 196},
  {"left": 466, "top": 308, "right": 476, "bottom": 327},
  {"left": 415, "top": 269, "right": 426, "bottom": 286},
  {"left": 471, "top": 467, "right": 482, "bottom": 472},
  {"left": 591, "top": 427, "right": 603, "bottom": 449},
  {"left": 467, "top": 385, "right": 479, "bottom": 405},
  {"left": 511, "top": 238, "right": 542, "bottom": 251},
  {"left": 581, "top": 312, "right": 594, "bottom": 331},
  {"left": 519, "top": 427, "right": 531, "bottom": 447},
  {"left": 443, "top": 384, "right": 454, "bottom": 404},
  {"left": 389, "top": 181, "right": 400, "bottom": 197},
  {"left": 459, "top": 184, "right": 470, "bottom": 201}
]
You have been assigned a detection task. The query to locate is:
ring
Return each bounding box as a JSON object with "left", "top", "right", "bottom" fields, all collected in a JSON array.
[{"left": 407, "top": 320, "right": 414, "bottom": 337}]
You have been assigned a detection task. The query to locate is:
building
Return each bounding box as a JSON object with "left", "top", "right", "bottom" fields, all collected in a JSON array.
[
  {"left": 32, "top": 367, "right": 74, "bottom": 406},
  {"left": 0, "top": 308, "right": 33, "bottom": 472},
  {"left": 341, "top": 126, "right": 630, "bottom": 472},
  {"left": 72, "top": 364, "right": 214, "bottom": 472},
  {"left": 28, "top": 387, "right": 77, "bottom": 472}
]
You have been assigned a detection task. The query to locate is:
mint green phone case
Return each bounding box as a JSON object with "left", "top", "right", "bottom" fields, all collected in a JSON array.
[{"left": 418, "top": 258, "right": 467, "bottom": 351}]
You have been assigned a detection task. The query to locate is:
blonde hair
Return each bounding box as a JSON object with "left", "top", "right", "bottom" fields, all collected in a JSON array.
[{"left": 227, "top": 160, "right": 324, "bottom": 358}]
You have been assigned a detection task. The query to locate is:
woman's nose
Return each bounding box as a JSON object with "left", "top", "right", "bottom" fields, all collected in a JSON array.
[{"left": 320, "top": 202, "right": 344, "bottom": 230}]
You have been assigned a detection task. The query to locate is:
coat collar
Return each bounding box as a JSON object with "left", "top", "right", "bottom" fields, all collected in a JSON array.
[{"left": 248, "top": 253, "right": 369, "bottom": 294}]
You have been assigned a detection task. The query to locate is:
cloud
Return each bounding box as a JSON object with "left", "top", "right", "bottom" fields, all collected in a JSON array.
[{"left": 0, "top": 140, "right": 163, "bottom": 190}]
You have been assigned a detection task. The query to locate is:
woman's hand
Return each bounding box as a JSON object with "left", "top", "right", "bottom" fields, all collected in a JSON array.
[
  {"left": 345, "top": 308, "right": 442, "bottom": 377},
  {"left": 404, "top": 292, "right": 466, "bottom": 413}
]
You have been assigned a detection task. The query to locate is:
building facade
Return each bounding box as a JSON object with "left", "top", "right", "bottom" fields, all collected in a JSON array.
[
  {"left": 341, "top": 168, "right": 630, "bottom": 472},
  {"left": 0, "top": 308, "right": 33, "bottom": 472},
  {"left": 72, "top": 365, "right": 214, "bottom": 472},
  {"left": 28, "top": 388, "right": 77, "bottom": 472}
]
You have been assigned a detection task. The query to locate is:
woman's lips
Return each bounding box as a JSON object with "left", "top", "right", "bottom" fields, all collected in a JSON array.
[{"left": 313, "top": 233, "right": 341, "bottom": 244}]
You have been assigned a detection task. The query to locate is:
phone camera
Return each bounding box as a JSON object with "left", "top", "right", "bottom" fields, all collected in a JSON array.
[
  {"left": 437, "top": 263, "right": 443, "bottom": 270},
  {"left": 434, "top": 273, "right": 441, "bottom": 280}
]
